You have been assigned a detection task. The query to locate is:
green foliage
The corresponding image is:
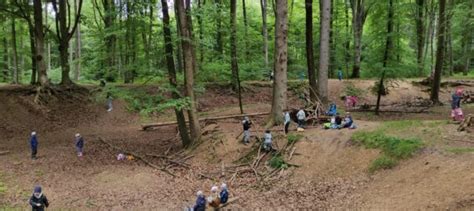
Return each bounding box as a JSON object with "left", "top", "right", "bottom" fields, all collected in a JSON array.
[
  {"left": 287, "top": 133, "right": 303, "bottom": 145},
  {"left": 269, "top": 154, "right": 288, "bottom": 169},
  {"left": 446, "top": 147, "right": 474, "bottom": 154},
  {"left": 369, "top": 155, "right": 398, "bottom": 173},
  {"left": 352, "top": 131, "right": 423, "bottom": 172}
]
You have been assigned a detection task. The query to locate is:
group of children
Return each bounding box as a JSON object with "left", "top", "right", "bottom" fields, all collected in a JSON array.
[
  {"left": 191, "top": 183, "right": 229, "bottom": 211},
  {"left": 29, "top": 131, "right": 85, "bottom": 160}
]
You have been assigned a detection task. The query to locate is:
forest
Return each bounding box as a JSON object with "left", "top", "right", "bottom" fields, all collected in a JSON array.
[{"left": 0, "top": 0, "right": 474, "bottom": 209}]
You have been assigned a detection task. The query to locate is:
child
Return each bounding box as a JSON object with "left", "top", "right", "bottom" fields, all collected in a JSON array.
[
  {"left": 283, "top": 111, "right": 291, "bottom": 134},
  {"left": 30, "top": 131, "right": 38, "bottom": 160},
  {"left": 242, "top": 116, "right": 252, "bottom": 144},
  {"left": 326, "top": 103, "right": 337, "bottom": 116},
  {"left": 337, "top": 69, "right": 343, "bottom": 81},
  {"left": 451, "top": 88, "right": 464, "bottom": 122},
  {"left": 193, "top": 190, "right": 206, "bottom": 211},
  {"left": 207, "top": 186, "right": 220, "bottom": 209},
  {"left": 342, "top": 112, "right": 356, "bottom": 129},
  {"left": 297, "top": 108, "right": 306, "bottom": 129},
  {"left": 29, "top": 186, "right": 49, "bottom": 211},
  {"left": 219, "top": 183, "right": 229, "bottom": 204},
  {"left": 106, "top": 92, "right": 113, "bottom": 112},
  {"left": 263, "top": 130, "right": 273, "bottom": 152},
  {"left": 345, "top": 96, "right": 358, "bottom": 108},
  {"left": 75, "top": 133, "right": 84, "bottom": 157}
]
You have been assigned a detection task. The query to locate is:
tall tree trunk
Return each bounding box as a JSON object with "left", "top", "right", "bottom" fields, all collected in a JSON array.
[
  {"left": 463, "top": 1, "right": 473, "bottom": 75},
  {"left": 318, "top": 0, "right": 331, "bottom": 104},
  {"left": 176, "top": 0, "right": 201, "bottom": 142},
  {"left": 197, "top": 0, "right": 205, "bottom": 64},
  {"left": 215, "top": 0, "right": 224, "bottom": 57},
  {"left": 11, "top": 15, "right": 19, "bottom": 84},
  {"left": 74, "top": 0, "right": 81, "bottom": 81},
  {"left": 269, "top": 0, "right": 288, "bottom": 125},
  {"left": 28, "top": 24, "right": 37, "bottom": 85},
  {"left": 175, "top": 4, "right": 183, "bottom": 73},
  {"left": 350, "top": 0, "right": 369, "bottom": 78},
  {"left": 375, "top": 0, "right": 395, "bottom": 115},
  {"left": 430, "top": 0, "right": 446, "bottom": 103},
  {"left": 230, "top": 0, "right": 244, "bottom": 114},
  {"left": 34, "top": 0, "right": 49, "bottom": 86},
  {"left": 329, "top": 0, "right": 335, "bottom": 78},
  {"left": 161, "top": 0, "right": 191, "bottom": 147},
  {"left": 416, "top": 0, "right": 425, "bottom": 76},
  {"left": 445, "top": 0, "right": 453, "bottom": 76},
  {"left": 57, "top": 0, "right": 72, "bottom": 85},
  {"left": 305, "top": 0, "right": 317, "bottom": 103},
  {"left": 103, "top": 0, "right": 116, "bottom": 80},
  {"left": 344, "top": 0, "right": 351, "bottom": 77},
  {"left": 261, "top": 0, "right": 269, "bottom": 69},
  {"left": 242, "top": 0, "right": 250, "bottom": 59},
  {"left": 2, "top": 35, "right": 8, "bottom": 82}
]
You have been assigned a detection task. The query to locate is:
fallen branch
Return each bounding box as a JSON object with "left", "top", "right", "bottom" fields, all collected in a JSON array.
[
  {"left": 0, "top": 151, "right": 10, "bottom": 156},
  {"left": 98, "top": 137, "right": 176, "bottom": 177},
  {"left": 142, "top": 112, "right": 270, "bottom": 130},
  {"left": 288, "top": 147, "right": 297, "bottom": 161},
  {"left": 458, "top": 115, "right": 473, "bottom": 132}
]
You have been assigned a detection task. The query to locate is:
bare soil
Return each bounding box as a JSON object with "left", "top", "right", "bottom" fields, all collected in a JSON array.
[{"left": 0, "top": 79, "right": 473, "bottom": 210}]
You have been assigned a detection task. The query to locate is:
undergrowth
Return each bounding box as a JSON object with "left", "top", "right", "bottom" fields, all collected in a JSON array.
[
  {"left": 269, "top": 154, "right": 288, "bottom": 169},
  {"left": 446, "top": 147, "right": 474, "bottom": 154},
  {"left": 352, "top": 131, "right": 423, "bottom": 173},
  {"left": 287, "top": 134, "right": 303, "bottom": 145}
]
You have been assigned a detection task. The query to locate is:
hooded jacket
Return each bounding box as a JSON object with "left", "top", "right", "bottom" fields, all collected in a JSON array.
[
  {"left": 29, "top": 193, "right": 49, "bottom": 211},
  {"left": 30, "top": 135, "right": 38, "bottom": 150},
  {"left": 75, "top": 137, "right": 84, "bottom": 149},
  {"left": 193, "top": 195, "right": 206, "bottom": 211},
  {"left": 220, "top": 189, "right": 229, "bottom": 204}
]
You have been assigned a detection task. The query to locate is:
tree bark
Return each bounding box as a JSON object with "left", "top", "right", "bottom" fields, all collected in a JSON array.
[
  {"left": 375, "top": 0, "right": 395, "bottom": 115},
  {"left": 176, "top": 0, "right": 202, "bottom": 142},
  {"left": 269, "top": 0, "right": 288, "bottom": 125},
  {"left": 416, "top": 0, "right": 425, "bottom": 76},
  {"left": 430, "top": 0, "right": 446, "bottom": 103},
  {"left": 215, "top": 0, "right": 224, "bottom": 57},
  {"left": 28, "top": 24, "right": 37, "bottom": 85},
  {"left": 161, "top": 0, "right": 192, "bottom": 147},
  {"left": 350, "top": 0, "right": 369, "bottom": 78},
  {"left": 261, "top": 0, "right": 269, "bottom": 69},
  {"left": 318, "top": 0, "right": 331, "bottom": 104},
  {"left": 197, "top": 0, "right": 204, "bottom": 64},
  {"left": 463, "top": 1, "right": 473, "bottom": 76},
  {"left": 242, "top": 0, "right": 250, "bottom": 59},
  {"left": 2, "top": 35, "right": 8, "bottom": 82},
  {"left": 74, "top": 0, "right": 81, "bottom": 81},
  {"left": 344, "top": 0, "right": 351, "bottom": 77},
  {"left": 102, "top": 0, "right": 116, "bottom": 80},
  {"left": 230, "top": 0, "right": 244, "bottom": 114},
  {"left": 11, "top": 14, "right": 19, "bottom": 84},
  {"left": 33, "top": 0, "right": 49, "bottom": 86},
  {"left": 305, "top": 0, "right": 317, "bottom": 103}
]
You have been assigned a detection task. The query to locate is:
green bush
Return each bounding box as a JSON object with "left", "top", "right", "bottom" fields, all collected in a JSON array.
[
  {"left": 352, "top": 131, "right": 423, "bottom": 173},
  {"left": 269, "top": 155, "right": 288, "bottom": 169},
  {"left": 369, "top": 155, "right": 398, "bottom": 173},
  {"left": 343, "top": 82, "right": 365, "bottom": 97},
  {"left": 287, "top": 134, "right": 303, "bottom": 145}
]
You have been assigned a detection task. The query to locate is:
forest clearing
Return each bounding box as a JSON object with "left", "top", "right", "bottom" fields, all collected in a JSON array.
[
  {"left": 1, "top": 0, "right": 474, "bottom": 210},
  {"left": 0, "top": 79, "right": 473, "bottom": 209}
]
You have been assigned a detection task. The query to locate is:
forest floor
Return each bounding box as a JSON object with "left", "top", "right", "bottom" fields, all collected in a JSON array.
[{"left": 0, "top": 78, "right": 474, "bottom": 209}]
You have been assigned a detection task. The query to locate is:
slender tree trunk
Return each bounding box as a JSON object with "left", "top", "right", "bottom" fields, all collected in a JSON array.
[
  {"left": 242, "top": 0, "right": 250, "bottom": 59},
  {"left": 197, "top": 0, "right": 205, "bottom": 64},
  {"left": 445, "top": 0, "right": 453, "bottom": 76},
  {"left": 329, "top": 0, "right": 335, "bottom": 78},
  {"left": 351, "top": 0, "right": 368, "bottom": 79},
  {"left": 28, "top": 24, "right": 37, "bottom": 85},
  {"left": 34, "top": 0, "right": 49, "bottom": 86},
  {"left": 103, "top": 0, "right": 116, "bottom": 80},
  {"left": 344, "top": 0, "right": 351, "bottom": 77},
  {"left": 230, "top": 0, "right": 244, "bottom": 114},
  {"left": 305, "top": 0, "right": 317, "bottom": 103},
  {"left": 161, "top": 0, "right": 191, "bottom": 147},
  {"left": 2, "top": 35, "right": 8, "bottom": 82},
  {"left": 416, "top": 0, "right": 425, "bottom": 76},
  {"left": 57, "top": 0, "right": 73, "bottom": 85},
  {"left": 11, "top": 15, "right": 19, "bottom": 84},
  {"left": 463, "top": 1, "right": 473, "bottom": 75},
  {"left": 175, "top": 4, "right": 183, "bottom": 73},
  {"left": 215, "top": 0, "right": 224, "bottom": 57},
  {"left": 318, "top": 0, "right": 331, "bottom": 104},
  {"left": 261, "top": 0, "right": 269, "bottom": 69},
  {"left": 176, "top": 0, "right": 201, "bottom": 142},
  {"left": 73, "top": 0, "right": 81, "bottom": 81},
  {"left": 430, "top": 0, "right": 446, "bottom": 103},
  {"left": 375, "top": 0, "right": 395, "bottom": 115},
  {"left": 269, "top": 0, "right": 288, "bottom": 125}
]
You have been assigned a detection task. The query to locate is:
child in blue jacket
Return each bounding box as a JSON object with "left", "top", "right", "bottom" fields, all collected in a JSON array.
[
  {"left": 75, "top": 133, "right": 84, "bottom": 157},
  {"left": 30, "top": 131, "right": 38, "bottom": 159}
]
